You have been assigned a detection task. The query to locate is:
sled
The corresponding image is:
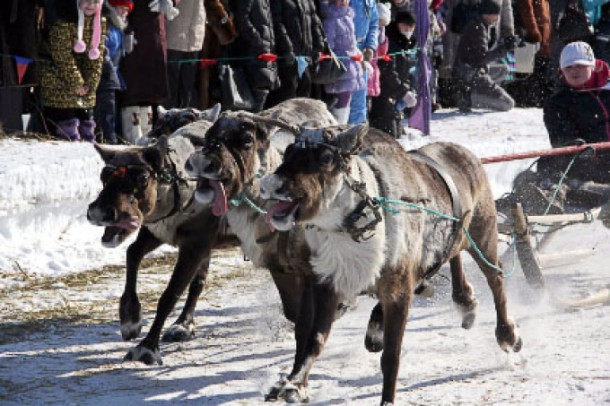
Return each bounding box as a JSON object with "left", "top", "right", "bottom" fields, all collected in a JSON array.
[{"left": 484, "top": 143, "right": 610, "bottom": 309}]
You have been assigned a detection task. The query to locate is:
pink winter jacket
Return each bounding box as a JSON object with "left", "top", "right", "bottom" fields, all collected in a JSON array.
[{"left": 367, "top": 28, "right": 388, "bottom": 97}]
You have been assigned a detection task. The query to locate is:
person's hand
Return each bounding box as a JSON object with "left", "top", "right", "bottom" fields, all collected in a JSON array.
[
  {"left": 363, "top": 47, "right": 374, "bottom": 62},
  {"left": 124, "top": 32, "right": 137, "bottom": 54},
  {"left": 402, "top": 91, "right": 417, "bottom": 108},
  {"left": 283, "top": 52, "right": 296, "bottom": 66},
  {"left": 149, "top": 0, "right": 180, "bottom": 20},
  {"left": 503, "top": 35, "right": 517, "bottom": 52},
  {"left": 75, "top": 86, "right": 89, "bottom": 96}
]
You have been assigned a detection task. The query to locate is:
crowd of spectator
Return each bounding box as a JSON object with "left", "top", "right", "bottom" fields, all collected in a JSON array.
[{"left": 1, "top": 0, "right": 610, "bottom": 144}]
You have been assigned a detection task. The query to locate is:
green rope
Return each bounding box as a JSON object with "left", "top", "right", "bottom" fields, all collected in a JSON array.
[
  {"left": 230, "top": 193, "right": 267, "bottom": 215},
  {"left": 373, "top": 197, "right": 510, "bottom": 277},
  {"left": 543, "top": 153, "right": 580, "bottom": 215}
]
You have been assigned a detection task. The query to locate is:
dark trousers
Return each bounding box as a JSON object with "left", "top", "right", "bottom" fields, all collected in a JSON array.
[
  {"left": 166, "top": 49, "right": 200, "bottom": 109},
  {"left": 94, "top": 89, "right": 118, "bottom": 144}
]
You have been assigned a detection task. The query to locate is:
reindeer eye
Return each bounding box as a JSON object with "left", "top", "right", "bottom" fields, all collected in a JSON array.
[
  {"left": 319, "top": 150, "right": 335, "bottom": 166},
  {"left": 241, "top": 133, "right": 254, "bottom": 148}
]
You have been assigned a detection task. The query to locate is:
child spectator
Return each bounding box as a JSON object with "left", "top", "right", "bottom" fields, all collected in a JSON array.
[
  {"left": 320, "top": 0, "right": 367, "bottom": 124},
  {"left": 95, "top": 0, "right": 133, "bottom": 144},
  {"left": 40, "top": 0, "right": 106, "bottom": 141},
  {"left": 452, "top": 0, "right": 515, "bottom": 112},
  {"left": 369, "top": 10, "right": 418, "bottom": 137}
]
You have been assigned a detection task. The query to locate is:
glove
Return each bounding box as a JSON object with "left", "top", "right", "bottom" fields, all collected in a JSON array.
[
  {"left": 283, "top": 52, "right": 296, "bottom": 66},
  {"left": 363, "top": 47, "right": 375, "bottom": 62},
  {"left": 149, "top": 0, "right": 180, "bottom": 21},
  {"left": 402, "top": 91, "right": 417, "bottom": 108},
  {"left": 124, "top": 32, "right": 137, "bottom": 54},
  {"left": 503, "top": 35, "right": 517, "bottom": 52}
]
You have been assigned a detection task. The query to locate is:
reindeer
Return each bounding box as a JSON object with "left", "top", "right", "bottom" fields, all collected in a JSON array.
[
  {"left": 259, "top": 123, "right": 523, "bottom": 404},
  {"left": 184, "top": 98, "right": 338, "bottom": 323},
  {"left": 86, "top": 107, "right": 241, "bottom": 365}
]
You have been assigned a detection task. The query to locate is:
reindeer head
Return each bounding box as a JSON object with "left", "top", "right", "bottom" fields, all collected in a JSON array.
[
  {"left": 87, "top": 138, "right": 171, "bottom": 247},
  {"left": 184, "top": 112, "right": 278, "bottom": 216},
  {"left": 147, "top": 104, "right": 221, "bottom": 140},
  {"left": 260, "top": 123, "right": 368, "bottom": 231}
]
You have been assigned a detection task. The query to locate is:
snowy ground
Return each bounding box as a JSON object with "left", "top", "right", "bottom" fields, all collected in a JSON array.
[{"left": 0, "top": 108, "right": 609, "bottom": 405}]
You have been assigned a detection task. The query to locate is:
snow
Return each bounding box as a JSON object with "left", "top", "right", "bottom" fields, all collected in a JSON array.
[{"left": 1, "top": 108, "right": 609, "bottom": 405}]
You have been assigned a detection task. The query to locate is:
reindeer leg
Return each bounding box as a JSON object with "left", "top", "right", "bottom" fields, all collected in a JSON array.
[
  {"left": 365, "top": 301, "right": 384, "bottom": 352},
  {"left": 120, "top": 228, "right": 162, "bottom": 341},
  {"left": 467, "top": 222, "right": 522, "bottom": 353},
  {"left": 269, "top": 270, "right": 303, "bottom": 324},
  {"left": 124, "top": 241, "right": 215, "bottom": 365},
  {"left": 162, "top": 257, "right": 210, "bottom": 342},
  {"left": 449, "top": 254, "right": 479, "bottom": 329},
  {"left": 266, "top": 278, "right": 338, "bottom": 403},
  {"left": 379, "top": 277, "right": 411, "bottom": 406}
]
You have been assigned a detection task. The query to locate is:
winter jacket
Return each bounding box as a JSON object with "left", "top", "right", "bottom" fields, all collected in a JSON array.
[
  {"left": 166, "top": 0, "right": 206, "bottom": 52},
  {"left": 541, "top": 78, "right": 610, "bottom": 181},
  {"left": 583, "top": 0, "right": 608, "bottom": 27},
  {"left": 120, "top": 0, "right": 170, "bottom": 106},
  {"left": 99, "top": 4, "right": 127, "bottom": 92},
  {"left": 453, "top": 13, "right": 507, "bottom": 79},
  {"left": 369, "top": 22, "right": 417, "bottom": 135},
  {"left": 271, "top": 0, "right": 326, "bottom": 58},
  {"left": 228, "top": 0, "right": 279, "bottom": 90},
  {"left": 349, "top": 0, "right": 379, "bottom": 51},
  {"left": 367, "top": 28, "right": 388, "bottom": 97},
  {"left": 321, "top": 4, "right": 366, "bottom": 94},
  {"left": 39, "top": 17, "right": 106, "bottom": 109},
  {"left": 593, "top": 16, "right": 610, "bottom": 64},
  {"left": 517, "top": 0, "right": 551, "bottom": 57}
]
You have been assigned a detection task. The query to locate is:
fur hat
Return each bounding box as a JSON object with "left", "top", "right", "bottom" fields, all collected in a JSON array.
[
  {"left": 377, "top": 2, "right": 391, "bottom": 26},
  {"left": 560, "top": 41, "right": 596, "bottom": 68},
  {"left": 395, "top": 10, "right": 416, "bottom": 27},
  {"left": 108, "top": 0, "right": 133, "bottom": 13},
  {"left": 74, "top": 0, "right": 104, "bottom": 59},
  {"left": 478, "top": 0, "right": 501, "bottom": 15}
]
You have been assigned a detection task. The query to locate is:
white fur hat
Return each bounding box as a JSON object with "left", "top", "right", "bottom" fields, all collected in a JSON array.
[
  {"left": 560, "top": 41, "right": 596, "bottom": 69},
  {"left": 377, "top": 2, "right": 391, "bottom": 26},
  {"left": 74, "top": 0, "right": 104, "bottom": 59}
]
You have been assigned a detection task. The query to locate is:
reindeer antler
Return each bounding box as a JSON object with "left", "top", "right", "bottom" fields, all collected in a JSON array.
[{"left": 235, "top": 112, "right": 302, "bottom": 135}]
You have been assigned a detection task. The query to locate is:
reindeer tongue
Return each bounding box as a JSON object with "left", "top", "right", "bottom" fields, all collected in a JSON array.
[
  {"left": 210, "top": 180, "right": 228, "bottom": 216},
  {"left": 264, "top": 201, "right": 298, "bottom": 227}
]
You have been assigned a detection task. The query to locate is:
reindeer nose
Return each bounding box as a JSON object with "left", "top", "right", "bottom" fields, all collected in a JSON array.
[
  {"left": 260, "top": 175, "right": 285, "bottom": 200},
  {"left": 87, "top": 203, "right": 118, "bottom": 225},
  {"left": 204, "top": 160, "right": 219, "bottom": 174}
]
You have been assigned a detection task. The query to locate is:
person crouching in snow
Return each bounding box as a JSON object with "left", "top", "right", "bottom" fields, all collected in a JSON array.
[
  {"left": 320, "top": 0, "right": 367, "bottom": 124},
  {"left": 452, "top": 0, "right": 515, "bottom": 113},
  {"left": 511, "top": 42, "right": 610, "bottom": 215},
  {"left": 369, "top": 10, "right": 418, "bottom": 137},
  {"left": 40, "top": 0, "right": 106, "bottom": 142}
]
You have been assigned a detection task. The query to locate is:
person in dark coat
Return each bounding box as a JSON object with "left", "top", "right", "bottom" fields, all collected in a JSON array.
[
  {"left": 265, "top": 0, "right": 327, "bottom": 108},
  {"left": 226, "top": 0, "right": 279, "bottom": 113},
  {"left": 369, "top": 10, "right": 418, "bottom": 137},
  {"left": 119, "top": 0, "right": 175, "bottom": 143},
  {"left": 0, "top": 0, "right": 44, "bottom": 134},
  {"left": 452, "top": 0, "right": 516, "bottom": 112}
]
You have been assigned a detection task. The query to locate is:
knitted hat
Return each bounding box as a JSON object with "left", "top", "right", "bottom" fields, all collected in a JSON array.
[
  {"left": 395, "top": 11, "right": 416, "bottom": 27},
  {"left": 478, "top": 0, "right": 501, "bottom": 15},
  {"left": 377, "top": 2, "right": 391, "bottom": 26},
  {"left": 560, "top": 41, "right": 596, "bottom": 68},
  {"left": 108, "top": 0, "right": 133, "bottom": 13},
  {"left": 74, "top": 0, "right": 104, "bottom": 60}
]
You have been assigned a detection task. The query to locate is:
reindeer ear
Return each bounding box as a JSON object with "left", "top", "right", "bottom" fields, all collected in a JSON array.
[
  {"left": 144, "top": 135, "right": 168, "bottom": 171},
  {"left": 157, "top": 105, "right": 168, "bottom": 119},
  {"left": 336, "top": 123, "right": 368, "bottom": 155},
  {"left": 94, "top": 143, "right": 116, "bottom": 162},
  {"left": 200, "top": 103, "right": 221, "bottom": 122}
]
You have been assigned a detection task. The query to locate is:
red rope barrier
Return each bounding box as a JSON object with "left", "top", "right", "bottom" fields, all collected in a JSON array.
[{"left": 480, "top": 141, "right": 610, "bottom": 164}]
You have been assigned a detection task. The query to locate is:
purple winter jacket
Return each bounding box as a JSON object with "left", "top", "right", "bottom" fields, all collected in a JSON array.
[{"left": 321, "top": 4, "right": 366, "bottom": 94}]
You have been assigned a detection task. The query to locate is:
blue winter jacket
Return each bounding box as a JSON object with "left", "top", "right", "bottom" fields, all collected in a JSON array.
[{"left": 349, "top": 0, "right": 379, "bottom": 51}]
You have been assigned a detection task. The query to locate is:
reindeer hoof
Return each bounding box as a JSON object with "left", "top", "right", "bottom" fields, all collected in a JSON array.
[
  {"left": 512, "top": 336, "right": 523, "bottom": 353},
  {"left": 123, "top": 345, "right": 162, "bottom": 365},
  {"left": 162, "top": 322, "right": 195, "bottom": 342},
  {"left": 282, "top": 382, "right": 308, "bottom": 404},
  {"left": 265, "top": 379, "right": 286, "bottom": 402},
  {"left": 461, "top": 311, "right": 476, "bottom": 330},
  {"left": 120, "top": 320, "right": 143, "bottom": 341}
]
